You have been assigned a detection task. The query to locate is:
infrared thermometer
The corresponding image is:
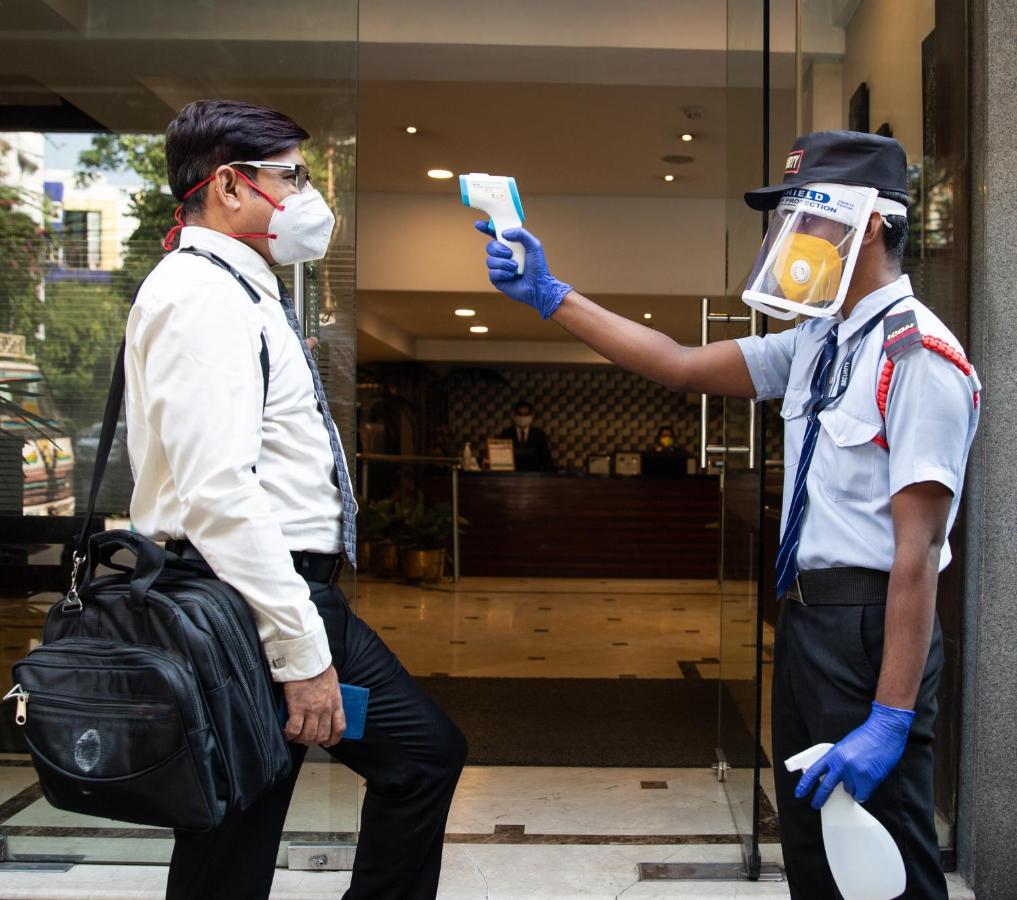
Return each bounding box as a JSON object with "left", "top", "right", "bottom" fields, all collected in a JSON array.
[{"left": 459, "top": 173, "right": 527, "bottom": 275}]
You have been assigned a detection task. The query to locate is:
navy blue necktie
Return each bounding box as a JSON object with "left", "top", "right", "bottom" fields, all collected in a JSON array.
[
  {"left": 276, "top": 280, "right": 357, "bottom": 568},
  {"left": 775, "top": 324, "right": 840, "bottom": 598}
]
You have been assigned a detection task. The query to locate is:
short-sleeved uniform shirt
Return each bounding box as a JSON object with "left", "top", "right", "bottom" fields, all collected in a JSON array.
[{"left": 736, "top": 275, "right": 980, "bottom": 573}]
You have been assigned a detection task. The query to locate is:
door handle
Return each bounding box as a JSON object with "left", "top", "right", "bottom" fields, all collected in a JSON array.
[{"left": 700, "top": 299, "right": 757, "bottom": 469}]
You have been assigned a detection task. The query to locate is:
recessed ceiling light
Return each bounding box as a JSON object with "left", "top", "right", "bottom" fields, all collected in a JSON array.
[
  {"left": 455, "top": 308, "right": 476, "bottom": 317},
  {"left": 405, "top": 126, "right": 418, "bottom": 134},
  {"left": 644, "top": 313, "right": 653, "bottom": 320},
  {"left": 663, "top": 174, "right": 675, "bottom": 183},
  {"left": 428, "top": 169, "right": 454, "bottom": 179},
  {"left": 469, "top": 325, "right": 489, "bottom": 334},
  {"left": 681, "top": 133, "right": 694, "bottom": 142}
]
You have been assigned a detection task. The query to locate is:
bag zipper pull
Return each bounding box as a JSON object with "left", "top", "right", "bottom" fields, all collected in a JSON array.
[{"left": 3, "top": 685, "right": 28, "bottom": 725}]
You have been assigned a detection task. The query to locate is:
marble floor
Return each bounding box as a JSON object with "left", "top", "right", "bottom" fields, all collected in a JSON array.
[
  {"left": 0, "top": 851, "right": 977, "bottom": 899},
  {"left": 0, "top": 576, "right": 971, "bottom": 896},
  {"left": 353, "top": 575, "right": 774, "bottom": 759}
]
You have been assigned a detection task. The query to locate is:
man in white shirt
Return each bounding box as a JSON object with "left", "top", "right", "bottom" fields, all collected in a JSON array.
[{"left": 127, "top": 99, "right": 466, "bottom": 900}]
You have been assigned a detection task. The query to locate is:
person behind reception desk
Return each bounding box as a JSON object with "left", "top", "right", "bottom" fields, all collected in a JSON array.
[
  {"left": 498, "top": 400, "right": 553, "bottom": 471},
  {"left": 643, "top": 424, "right": 689, "bottom": 478},
  {"left": 653, "top": 424, "right": 684, "bottom": 454}
]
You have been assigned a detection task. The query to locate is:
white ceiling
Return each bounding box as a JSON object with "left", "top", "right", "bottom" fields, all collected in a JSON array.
[{"left": 354, "top": 0, "right": 848, "bottom": 361}]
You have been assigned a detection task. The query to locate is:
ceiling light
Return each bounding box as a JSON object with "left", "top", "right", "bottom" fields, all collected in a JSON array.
[
  {"left": 661, "top": 154, "right": 694, "bottom": 165},
  {"left": 681, "top": 133, "right": 694, "bottom": 142},
  {"left": 405, "top": 126, "right": 418, "bottom": 134},
  {"left": 469, "top": 325, "right": 489, "bottom": 334},
  {"left": 644, "top": 313, "right": 653, "bottom": 320},
  {"left": 455, "top": 309, "right": 476, "bottom": 317},
  {"left": 427, "top": 169, "right": 454, "bottom": 179},
  {"left": 663, "top": 174, "right": 675, "bottom": 183}
]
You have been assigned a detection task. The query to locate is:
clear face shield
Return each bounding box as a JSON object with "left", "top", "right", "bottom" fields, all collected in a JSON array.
[{"left": 741, "top": 183, "right": 906, "bottom": 320}]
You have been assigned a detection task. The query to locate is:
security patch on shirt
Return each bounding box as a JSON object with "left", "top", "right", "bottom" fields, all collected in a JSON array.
[{"left": 883, "top": 311, "right": 923, "bottom": 360}]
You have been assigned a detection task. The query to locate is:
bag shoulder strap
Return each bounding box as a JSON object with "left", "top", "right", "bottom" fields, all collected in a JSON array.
[
  {"left": 74, "top": 249, "right": 271, "bottom": 563},
  {"left": 179, "top": 247, "right": 269, "bottom": 408}
]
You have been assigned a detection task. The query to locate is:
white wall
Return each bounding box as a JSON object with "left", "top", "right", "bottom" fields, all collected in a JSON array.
[
  {"left": 357, "top": 193, "right": 727, "bottom": 297},
  {"left": 841, "top": 0, "right": 935, "bottom": 160}
]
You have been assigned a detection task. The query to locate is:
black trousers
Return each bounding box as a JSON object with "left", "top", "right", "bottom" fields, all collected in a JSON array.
[
  {"left": 771, "top": 599, "right": 948, "bottom": 899},
  {"left": 166, "top": 581, "right": 468, "bottom": 900}
]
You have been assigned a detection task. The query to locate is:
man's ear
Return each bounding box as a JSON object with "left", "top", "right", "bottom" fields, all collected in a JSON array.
[
  {"left": 859, "top": 211, "right": 883, "bottom": 246},
  {"left": 211, "top": 165, "right": 243, "bottom": 212}
]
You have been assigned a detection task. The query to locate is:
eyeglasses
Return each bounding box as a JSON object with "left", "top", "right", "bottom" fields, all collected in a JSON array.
[{"left": 229, "top": 160, "right": 312, "bottom": 191}]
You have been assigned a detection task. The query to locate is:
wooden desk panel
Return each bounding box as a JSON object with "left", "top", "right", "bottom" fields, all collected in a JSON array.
[{"left": 422, "top": 473, "right": 719, "bottom": 579}]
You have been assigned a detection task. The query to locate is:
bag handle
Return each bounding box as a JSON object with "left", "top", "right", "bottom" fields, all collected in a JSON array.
[{"left": 85, "top": 529, "right": 167, "bottom": 606}]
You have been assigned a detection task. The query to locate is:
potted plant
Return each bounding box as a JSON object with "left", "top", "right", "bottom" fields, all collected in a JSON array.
[
  {"left": 397, "top": 501, "right": 466, "bottom": 583},
  {"left": 356, "top": 498, "right": 400, "bottom": 577}
]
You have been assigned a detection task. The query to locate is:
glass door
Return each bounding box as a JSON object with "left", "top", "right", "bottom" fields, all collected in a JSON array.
[
  {"left": 0, "top": 0, "right": 359, "bottom": 867},
  {"left": 711, "top": 0, "right": 789, "bottom": 880}
]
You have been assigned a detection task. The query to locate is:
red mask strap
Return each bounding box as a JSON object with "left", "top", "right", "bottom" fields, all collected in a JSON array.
[
  {"left": 232, "top": 169, "right": 285, "bottom": 212},
  {"left": 162, "top": 168, "right": 284, "bottom": 251},
  {"left": 162, "top": 173, "right": 216, "bottom": 251}
]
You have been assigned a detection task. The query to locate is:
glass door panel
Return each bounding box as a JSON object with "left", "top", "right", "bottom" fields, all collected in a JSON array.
[{"left": 0, "top": 0, "right": 359, "bottom": 865}]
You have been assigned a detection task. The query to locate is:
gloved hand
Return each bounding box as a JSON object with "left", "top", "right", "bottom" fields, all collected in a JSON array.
[
  {"left": 474, "top": 221, "right": 573, "bottom": 319},
  {"left": 795, "top": 701, "right": 915, "bottom": 809}
]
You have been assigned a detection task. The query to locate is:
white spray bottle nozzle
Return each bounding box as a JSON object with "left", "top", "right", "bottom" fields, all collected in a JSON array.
[
  {"left": 459, "top": 173, "right": 526, "bottom": 275},
  {"left": 785, "top": 743, "right": 906, "bottom": 900}
]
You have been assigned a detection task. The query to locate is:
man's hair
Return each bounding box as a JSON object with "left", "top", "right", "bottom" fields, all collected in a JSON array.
[
  {"left": 878, "top": 189, "right": 910, "bottom": 267},
  {"left": 166, "top": 100, "right": 310, "bottom": 218},
  {"left": 514, "top": 400, "right": 534, "bottom": 414}
]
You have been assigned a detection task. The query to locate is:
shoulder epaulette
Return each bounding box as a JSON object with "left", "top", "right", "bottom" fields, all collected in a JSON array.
[
  {"left": 882, "top": 310, "right": 923, "bottom": 361},
  {"left": 874, "top": 311, "right": 978, "bottom": 450}
]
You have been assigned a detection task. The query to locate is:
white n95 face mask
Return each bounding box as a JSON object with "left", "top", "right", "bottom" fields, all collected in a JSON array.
[
  {"left": 264, "top": 187, "right": 337, "bottom": 265},
  {"left": 742, "top": 183, "right": 907, "bottom": 320},
  {"left": 162, "top": 168, "right": 337, "bottom": 261}
]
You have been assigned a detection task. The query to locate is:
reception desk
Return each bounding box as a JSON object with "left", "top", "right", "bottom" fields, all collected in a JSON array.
[{"left": 422, "top": 472, "right": 719, "bottom": 579}]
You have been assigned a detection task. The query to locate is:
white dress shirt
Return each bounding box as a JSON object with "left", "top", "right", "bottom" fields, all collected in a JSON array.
[
  {"left": 736, "top": 275, "right": 980, "bottom": 573},
  {"left": 125, "top": 226, "right": 351, "bottom": 681}
]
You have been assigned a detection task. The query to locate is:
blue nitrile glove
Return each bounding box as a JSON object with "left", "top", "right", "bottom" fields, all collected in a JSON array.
[
  {"left": 474, "top": 221, "right": 573, "bottom": 319},
  {"left": 795, "top": 701, "right": 916, "bottom": 809}
]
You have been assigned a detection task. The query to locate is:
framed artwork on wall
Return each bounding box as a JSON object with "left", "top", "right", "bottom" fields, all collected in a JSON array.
[{"left": 849, "top": 82, "right": 870, "bottom": 132}]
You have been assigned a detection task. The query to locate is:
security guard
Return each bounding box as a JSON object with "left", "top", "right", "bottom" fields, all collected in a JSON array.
[{"left": 473, "top": 130, "right": 979, "bottom": 898}]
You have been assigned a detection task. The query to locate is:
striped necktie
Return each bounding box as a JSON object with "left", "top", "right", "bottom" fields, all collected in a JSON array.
[
  {"left": 276, "top": 278, "right": 357, "bottom": 568},
  {"left": 775, "top": 323, "right": 840, "bottom": 598}
]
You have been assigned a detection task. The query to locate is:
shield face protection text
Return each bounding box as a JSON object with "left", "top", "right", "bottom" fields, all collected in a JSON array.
[{"left": 742, "top": 183, "right": 880, "bottom": 320}]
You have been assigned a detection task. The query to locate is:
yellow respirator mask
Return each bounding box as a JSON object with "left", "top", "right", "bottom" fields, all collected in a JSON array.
[{"left": 771, "top": 233, "right": 844, "bottom": 305}]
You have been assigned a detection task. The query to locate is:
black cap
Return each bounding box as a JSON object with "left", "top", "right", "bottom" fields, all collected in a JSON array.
[{"left": 745, "top": 130, "right": 909, "bottom": 211}]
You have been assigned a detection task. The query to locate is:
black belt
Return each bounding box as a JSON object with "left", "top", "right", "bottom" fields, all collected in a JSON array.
[
  {"left": 783, "top": 567, "right": 889, "bottom": 606},
  {"left": 165, "top": 539, "right": 344, "bottom": 584}
]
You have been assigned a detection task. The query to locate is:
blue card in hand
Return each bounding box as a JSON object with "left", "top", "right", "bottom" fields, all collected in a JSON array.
[
  {"left": 338, "top": 684, "right": 369, "bottom": 741},
  {"left": 277, "top": 683, "right": 370, "bottom": 742}
]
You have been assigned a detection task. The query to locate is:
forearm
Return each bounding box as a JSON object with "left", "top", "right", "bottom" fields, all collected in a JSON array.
[
  {"left": 552, "top": 290, "right": 751, "bottom": 395},
  {"left": 877, "top": 542, "right": 941, "bottom": 709}
]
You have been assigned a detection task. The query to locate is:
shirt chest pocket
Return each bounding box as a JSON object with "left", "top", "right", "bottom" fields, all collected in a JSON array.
[{"left": 815, "top": 406, "right": 881, "bottom": 503}]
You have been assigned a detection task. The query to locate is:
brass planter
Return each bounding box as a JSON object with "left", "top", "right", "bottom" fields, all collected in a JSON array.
[
  {"left": 370, "top": 542, "right": 400, "bottom": 578},
  {"left": 400, "top": 548, "right": 445, "bottom": 583}
]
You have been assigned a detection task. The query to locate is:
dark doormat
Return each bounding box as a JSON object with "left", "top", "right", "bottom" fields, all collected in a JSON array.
[{"left": 418, "top": 677, "right": 767, "bottom": 768}]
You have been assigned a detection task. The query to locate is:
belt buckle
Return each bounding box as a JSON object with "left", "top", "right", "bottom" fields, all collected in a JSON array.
[{"left": 785, "top": 575, "right": 806, "bottom": 606}]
